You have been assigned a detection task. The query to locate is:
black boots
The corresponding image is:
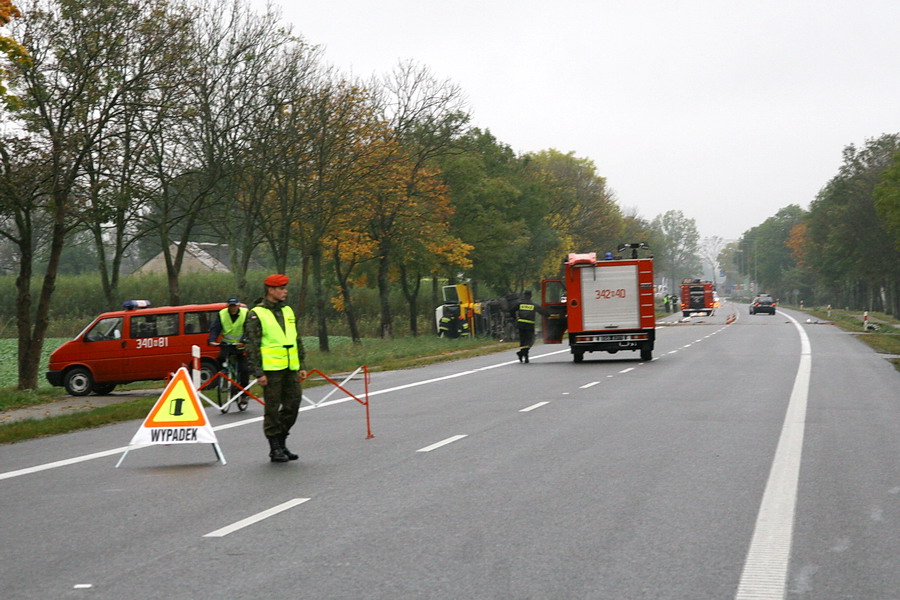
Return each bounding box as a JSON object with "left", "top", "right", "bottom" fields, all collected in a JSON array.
[
  {"left": 267, "top": 436, "right": 289, "bottom": 463},
  {"left": 279, "top": 434, "right": 299, "bottom": 461},
  {"left": 517, "top": 349, "right": 529, "bottom": 363}
]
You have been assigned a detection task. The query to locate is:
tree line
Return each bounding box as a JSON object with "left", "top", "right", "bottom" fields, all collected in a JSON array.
[
  {"left": 0, "top": 0, "right": 706, "bottom": 390},
  {"left": 721, "top": 133, "right": 900, "bottom": 316}
]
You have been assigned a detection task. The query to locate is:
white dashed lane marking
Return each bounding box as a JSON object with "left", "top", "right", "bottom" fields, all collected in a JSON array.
[
  {"left": 416, "top": 435, "right": 468, "bottom": 453},
  {"left": 204, "top": 498, "right": 311, "bottom": 538}
]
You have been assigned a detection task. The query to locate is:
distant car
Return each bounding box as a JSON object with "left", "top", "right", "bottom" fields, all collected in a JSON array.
[{"left": 749, "top": 296, "right": 777, "bottom": 315}]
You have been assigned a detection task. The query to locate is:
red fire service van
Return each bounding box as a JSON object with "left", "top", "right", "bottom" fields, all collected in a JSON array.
[
  {"left": 46, "top": 301, "right": 226, "bottom": 396},
  {"left": 542, "top": 244, "right": 656, "bottom": 362}
]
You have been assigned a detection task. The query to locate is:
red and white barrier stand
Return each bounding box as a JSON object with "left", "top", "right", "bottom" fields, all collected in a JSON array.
[
  {"left": 191, "top": 345, "right": 261, "bottom": 411},
  {"left": 302, "top": 366, "right": 374, "bottom": 439},
  {"left": 864, "top": 311, "right": 869, "bottom": 330},
  {"left": 188, "top": 346, "right": 373, "bottom": 439}
]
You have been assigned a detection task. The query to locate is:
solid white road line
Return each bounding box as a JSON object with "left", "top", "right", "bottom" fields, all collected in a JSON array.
[
  {"left": 1, "top": 352, "right": 571, "bottom": 481},
  {"left": 416, "top": 435, "right": 468, "bottom": 453},
  {"left": 520, "top": 402, "right": 550, "bottom": 412},
  {"left": 0, "top": 447, "right": 128, "bottom": 481},
  {"left": 735, "top": 311, "right": 811, "bottom": 600},
  {"left": 203, "top": 498, "right": 310, "bottom": 538}
]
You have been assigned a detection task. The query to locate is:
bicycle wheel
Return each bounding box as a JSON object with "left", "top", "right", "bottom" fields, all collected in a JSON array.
[
  {"left": 217, "top": 372, "right": 231, "bottom": 413},
  {"left": 232, "top": 366, "right": 249, "bottom": 411}
]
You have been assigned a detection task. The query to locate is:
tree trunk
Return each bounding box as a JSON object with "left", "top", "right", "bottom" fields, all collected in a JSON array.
[
  {"left": 15, "top": 237, "right": 35, "bottom": 390},
  {"left": 333, "top": 245, "right": 362, "bottom": 344},
  {"left": 431, "top": 276, "right": 439, "bottom": 312},
  {"left": 163, "top": 239, "right": 182, "bottom": 306},
  {"left": 311, "top": 248, "right": 330, "bottom": 352},
  {"left": 377, "top": 254, "right": 393, "bottom": 339},
  {"left": 398, "top": 263, "right": 421, "bottom": 336},
  {"left": 18, "top": 195, "right": 68, "bottom": 390}
]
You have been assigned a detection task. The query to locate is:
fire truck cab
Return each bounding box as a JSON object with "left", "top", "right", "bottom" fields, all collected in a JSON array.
[
  {"left": 542, "top": 245, "right": 656, "bottom": 362},
  {"left": 680, "top": 279, "right": 716, "bottom": 317}
]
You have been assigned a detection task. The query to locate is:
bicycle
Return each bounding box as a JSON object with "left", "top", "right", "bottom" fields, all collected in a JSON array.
[{"left": 212, "top": 342, "right": 249, "bottom": 413}]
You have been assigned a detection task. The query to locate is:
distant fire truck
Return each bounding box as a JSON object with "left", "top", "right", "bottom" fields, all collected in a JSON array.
[
  {"left": 680, "top": 279, "right": 716, "bottom": 317},
  {"left": 541, "top": 244, "right": 656, "bottom": 362}
]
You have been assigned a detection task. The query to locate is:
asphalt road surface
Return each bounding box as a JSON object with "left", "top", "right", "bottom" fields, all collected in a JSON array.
[{"left": 2, "top": 303, "right": 898, "bottom": 600}]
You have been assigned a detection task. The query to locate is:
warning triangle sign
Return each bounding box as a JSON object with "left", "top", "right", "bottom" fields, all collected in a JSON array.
[
  {"left": 144, "top": 367, "right": 207, "bottom": 427},
  {"left": 125, "top": 367, "right": 219, "bottom": 447}
]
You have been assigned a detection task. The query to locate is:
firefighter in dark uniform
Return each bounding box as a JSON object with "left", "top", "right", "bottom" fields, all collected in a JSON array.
[
  {"left": 245, "top": 274, "right": 307, "bottom": 463},
  {"left": 510, "top": 290, "right": 547, "bottom": 363}
]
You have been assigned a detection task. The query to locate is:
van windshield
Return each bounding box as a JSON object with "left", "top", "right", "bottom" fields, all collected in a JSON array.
[{"left": 85, "top": 317, "right": 123, "bottom": 342}]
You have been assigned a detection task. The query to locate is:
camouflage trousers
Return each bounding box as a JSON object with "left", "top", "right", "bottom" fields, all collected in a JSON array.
[{"left": 262, "top": 369, "right": 302, "bottom": 438}]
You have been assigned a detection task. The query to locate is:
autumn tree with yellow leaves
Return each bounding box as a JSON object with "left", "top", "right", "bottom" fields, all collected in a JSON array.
[
  {"left": 0, "top": 0, "right": 27, "bottom": 105},
  {"left": 367, "top": 61, "right": 472, "bottom": 338}
]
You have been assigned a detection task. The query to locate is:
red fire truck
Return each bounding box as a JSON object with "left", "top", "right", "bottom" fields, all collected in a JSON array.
[
  {"left": 541, "top": 244, "right": 656, "bottom": 362},
  {"left": 679, "top": 279, "right": 716, "bottom": 317}
]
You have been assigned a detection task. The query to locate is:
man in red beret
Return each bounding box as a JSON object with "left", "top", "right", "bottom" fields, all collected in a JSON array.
[{"left": 245, "top": 273, "right": 307, "bottom": 463}]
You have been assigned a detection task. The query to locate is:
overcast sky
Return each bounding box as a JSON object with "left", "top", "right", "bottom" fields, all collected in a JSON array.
[{"left": 252, "top": 0, "right": 900, "bottom": 242}]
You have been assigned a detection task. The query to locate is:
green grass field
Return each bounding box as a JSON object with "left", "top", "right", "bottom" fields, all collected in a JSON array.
[{"left": 0, "top": 338, "right": 68, "bottom": 389}]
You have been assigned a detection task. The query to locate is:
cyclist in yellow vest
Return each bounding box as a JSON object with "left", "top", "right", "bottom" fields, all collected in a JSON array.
[
  {"left": 208, "top": 297, "right": 249, "bottom": 389},
  {"left": 510, "top": 290, "right": 547, "bottom": 364},
  {"left": 245, "top": 274, "right": 307, "bottom": 463}
]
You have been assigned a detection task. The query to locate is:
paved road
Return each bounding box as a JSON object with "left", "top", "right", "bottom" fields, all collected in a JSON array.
[{"left": 1, "top": 304, "right": 898, "bottom": 599}]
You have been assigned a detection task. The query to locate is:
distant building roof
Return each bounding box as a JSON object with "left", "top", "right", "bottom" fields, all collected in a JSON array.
[{"left": 132, "top": 242, "right": 230, "bottom": 275}]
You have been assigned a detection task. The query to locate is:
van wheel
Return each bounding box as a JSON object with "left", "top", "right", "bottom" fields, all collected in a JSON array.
[
  {"left": 64, "top": 367, "right": 94, "bottom": 396},
  {"left": 92, "top": 383, "right": 116, "bottom": 395},
  {"left": 199, "top": 359, "right": 218, "bottom": 389},
  {"left": 640, "top": 347, "right": 652, "bottom": 361},
  {"left": 573, "top": 350, "right": 584, "bottom": 363}
]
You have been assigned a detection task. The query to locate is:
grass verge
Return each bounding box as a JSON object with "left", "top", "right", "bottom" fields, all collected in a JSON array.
[
  {"left": 801, "top": 307, "right": 900, "bottom": 372},
  {"left": 0, "top": 397, "right": 158, "bottom": 445}
]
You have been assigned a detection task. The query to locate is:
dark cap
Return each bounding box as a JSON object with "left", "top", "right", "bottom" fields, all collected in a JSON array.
[{"left": 227, "top": 297, "right": 239, "bottom": 305}]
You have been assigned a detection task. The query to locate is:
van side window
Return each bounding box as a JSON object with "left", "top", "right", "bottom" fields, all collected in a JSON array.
[
  {"left": 131, "top": 314, "right": 178, "bottom": 338},
  {"left": 184, "top": 310, "right": 216, "bottom": 334},
  {"left": 85, "top": 317, "right": 123, "bottom": 342}
]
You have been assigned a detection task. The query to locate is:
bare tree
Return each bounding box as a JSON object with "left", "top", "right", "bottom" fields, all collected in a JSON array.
[
  {"left": 650, "top": 210, "right": 703, "bottom": 293},
  {"left": 369, "top": 61, "right": 470, "bottom": 338},
  {"left": 701, "top": 235, "right": 725, "bottom": 286},
  {"left": 4, "top": 0, "right": 193, "bottom": 389},
  {"left": 79, "top": 1, "right": 196, "bottom": 304},
  {"left": 138, "top": 0, "right": 298, "bottom": 304}
]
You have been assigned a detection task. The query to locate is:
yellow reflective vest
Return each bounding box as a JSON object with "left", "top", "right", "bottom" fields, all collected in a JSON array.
[
  {"left": 251, "top": 305, "right": 300, "bottom": 371},
  {"left": 218, "top": 307, "right": 248, "bottom": 344}
]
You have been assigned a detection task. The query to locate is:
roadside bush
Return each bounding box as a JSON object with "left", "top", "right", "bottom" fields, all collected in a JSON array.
[{"left": 0, "top": 273, "right": 448, "bottom": 339}]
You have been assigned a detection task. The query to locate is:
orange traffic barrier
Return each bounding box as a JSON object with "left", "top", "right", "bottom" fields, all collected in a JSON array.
[{"left": 302, "top": 366, "right": 374, "bottom": 439}]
